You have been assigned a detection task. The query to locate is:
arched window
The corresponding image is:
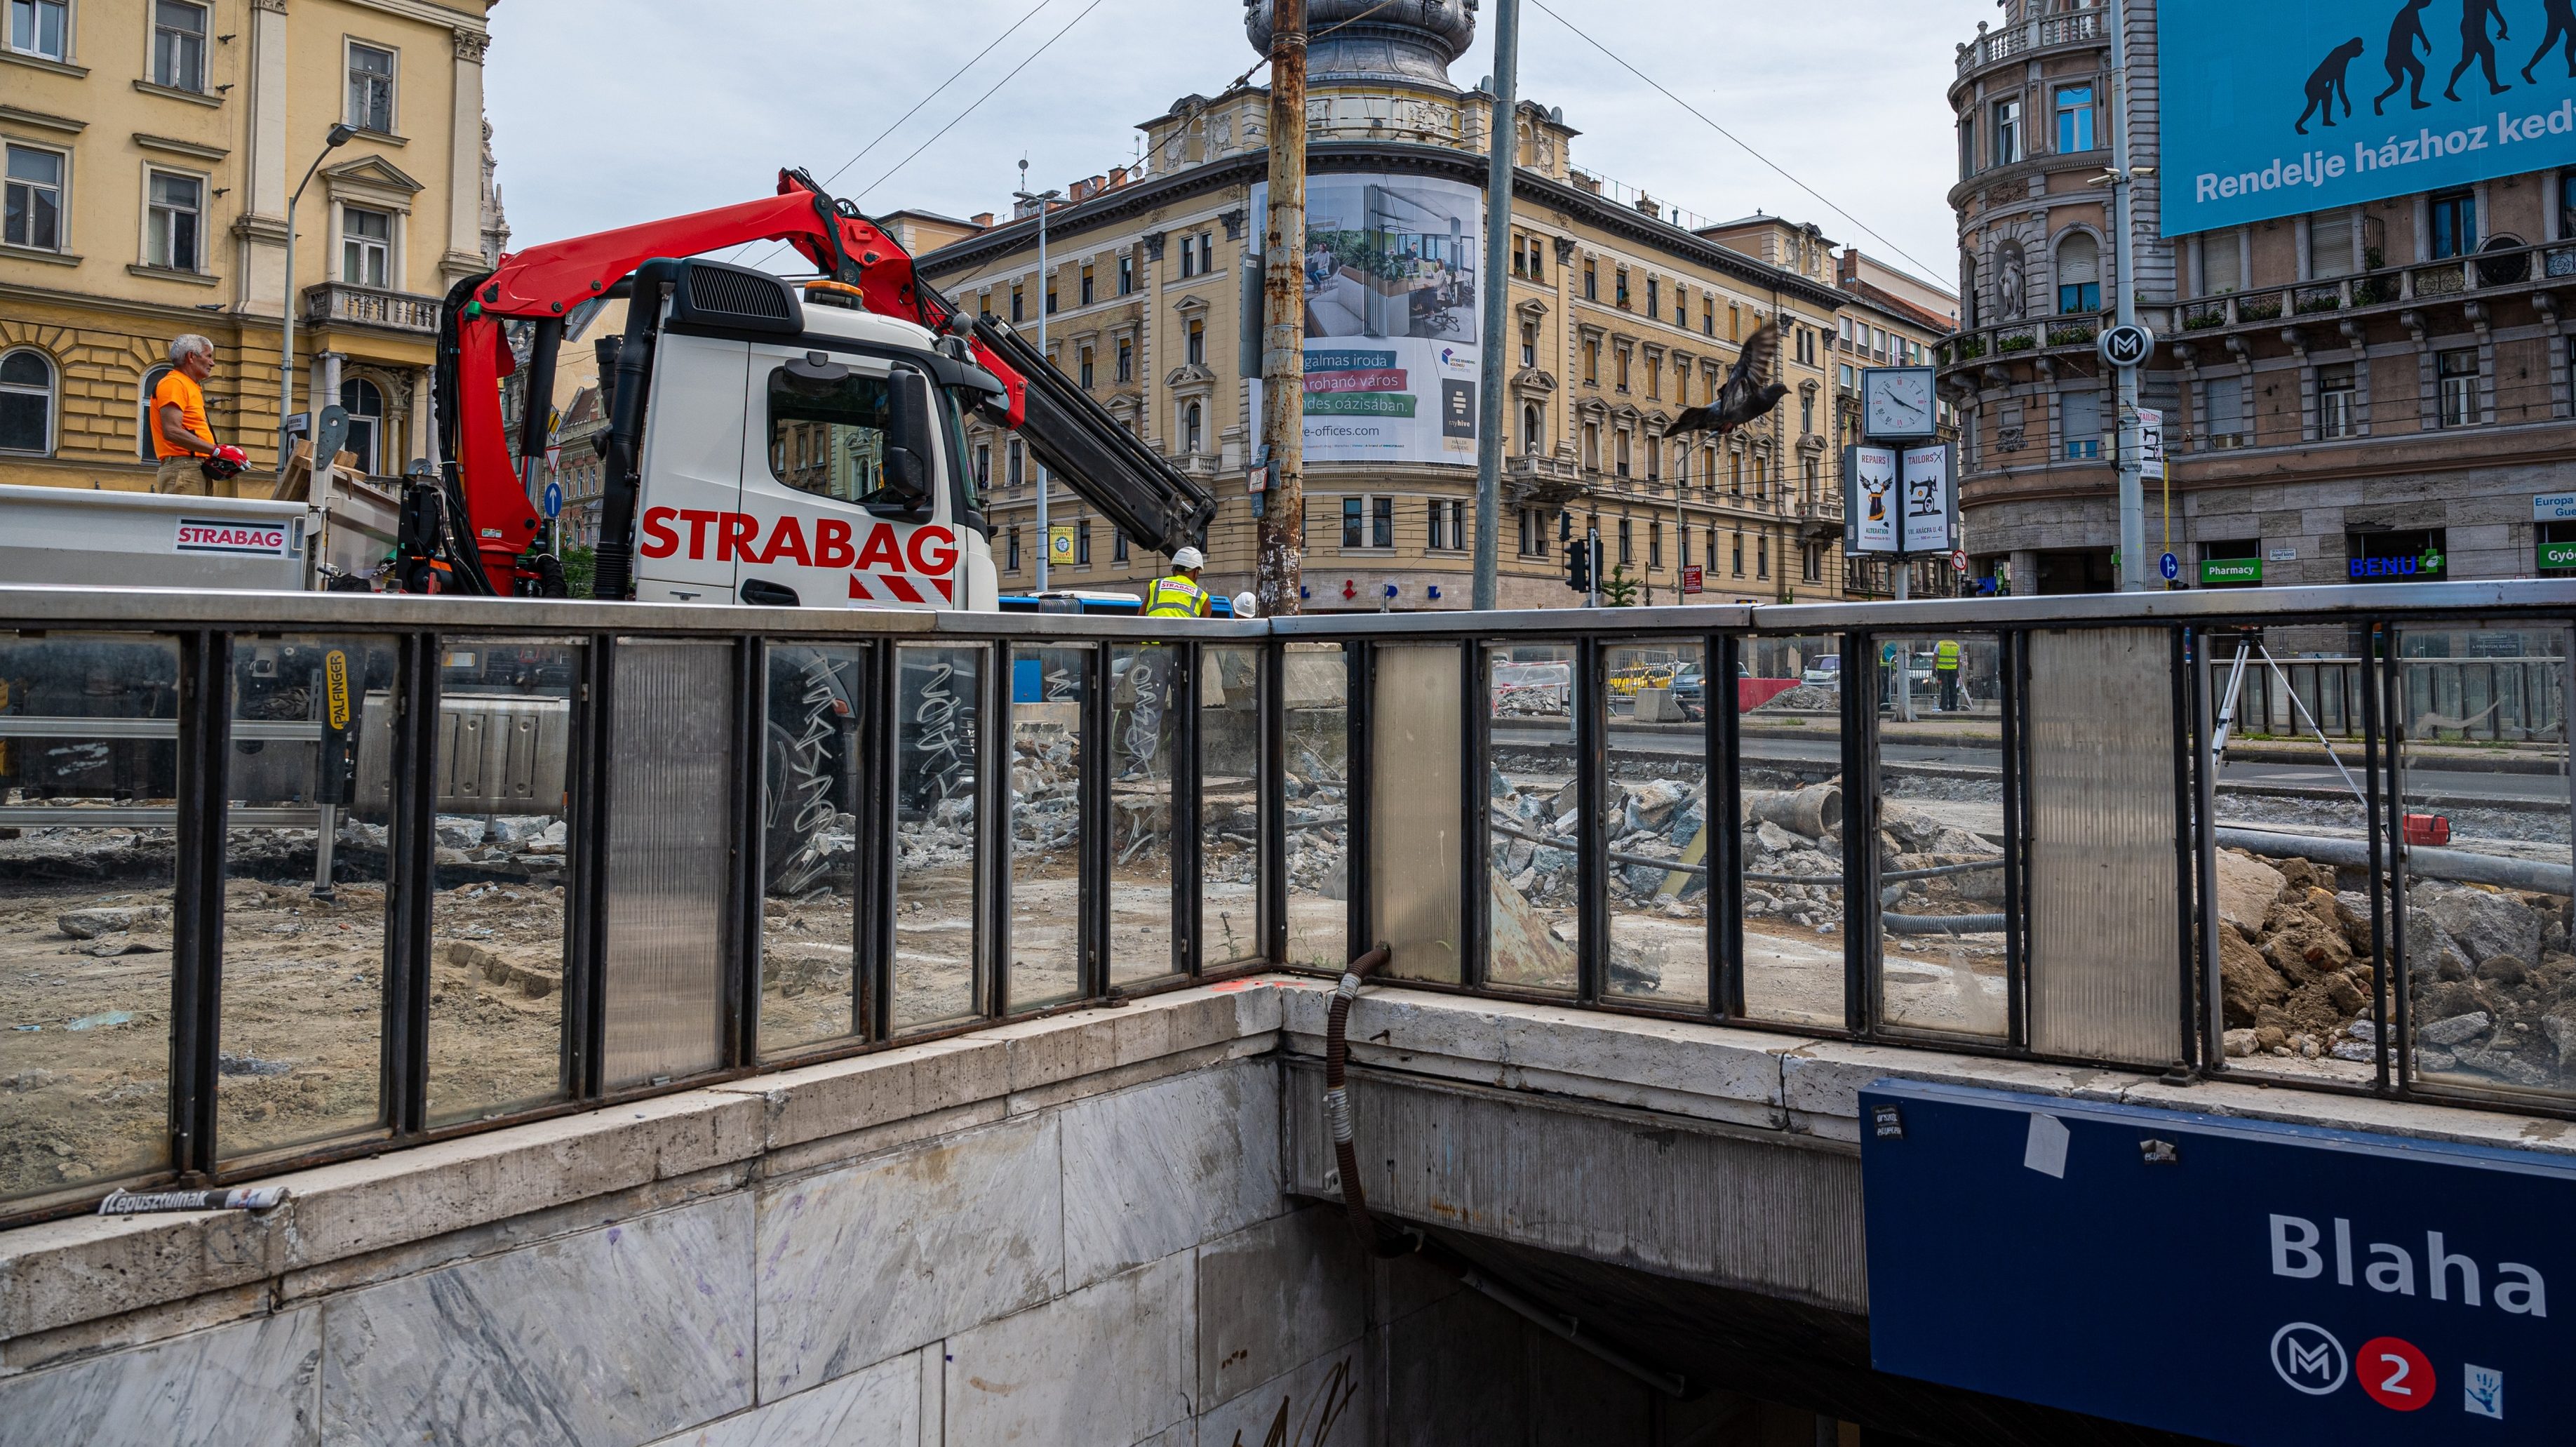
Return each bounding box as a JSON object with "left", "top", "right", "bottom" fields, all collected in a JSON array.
[
  {"left": 2055, "top": 233, "right": 2101, "bottom": 314},
  {"left": 1672, "top": 441, "right": 1689, "bottom": 484},
  {"left": 0, "top": 349, "right": 55, "bottom": 455},
  {"left": 138, "top": 364, "right": 175, "bottom": 460},
  {"left": 340, "top": 378, "right": 385, "bottom": 473},
  {"left": 1182, "top": 401, "right": 1203, "bottom": 454},
  {"left": 1961, "top": 254, "right": 1980, "bottom": 330},
  {"left": 1521, "top": 402, "right": 1542, "bottom": 455}
]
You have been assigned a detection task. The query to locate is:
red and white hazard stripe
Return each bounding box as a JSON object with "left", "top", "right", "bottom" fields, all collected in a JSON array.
[{"left": 847, "top": 571, "right": 955, "bottom": 606}]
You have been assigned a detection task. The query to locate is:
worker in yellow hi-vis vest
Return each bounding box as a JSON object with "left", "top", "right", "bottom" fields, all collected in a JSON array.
[
  {"left": 1124, "top": 547, "right": 1210, "bottom": 777},
  {"left": 1933, "top": 637, "right": 1962, "bottom": 712}
]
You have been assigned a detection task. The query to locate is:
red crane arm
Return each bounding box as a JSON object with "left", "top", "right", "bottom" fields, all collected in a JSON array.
[{"left": 445, "top": 171, "right": 1025, "bottom": 585}]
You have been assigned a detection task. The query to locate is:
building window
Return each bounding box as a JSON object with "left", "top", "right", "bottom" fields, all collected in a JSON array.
[
  {"left": 137, "top": 364, "right": 174, "bottom": 459},
  {"left": 1645, "top": 277, "right": 1659, "bottom": 319},
  {"left": 1804, "top": 542, "right": 1822, "bottom": 583},
  {"left": 4, "top": 143, "right": 65, "bottom": 252},
  {"left": 1614, "top": 430, "right": 1631, "bottom": 477},
  {"left": 1992, "top": 98, "right": 2024, "bottom": 164},
  {"left": 1581, "top": 339, "right": 1599, "bottom": 386},
  {"left": 1182, "top": 399, "right": 1204, "bottom": 453},
  {"left": 339, "top": 378, "right": 384, "bottom": 473},
  {"left": 1524, "top": 233, "right": 1546, "bottom": 281},
  {"left": 2060, "top": 389, "right": 2102, "bottom": 460},
  {"left": 1614, "top": 349, "right": 1630, "bottom": 392},
  {"left": 1583, "top": 259, "right": 1597, "bottom": 300},
  {"left": 1078, "top": 346, "right": 1094, "bottom": 389},
  {"left": 1115, "top": 337, "right": 1133, "bottom": 382},
  {"left": 2203, "top": 375, "right": 2246, "bottom": 448},
  {"left": 0, "top": 347, "right": 54, "bottom": 455},
  {"left": 1702, "top": 299, "right": 1715, "bottom": 337},
  {"left": 1617, "top": 518, "right": 1633, "bottom": 564},
  {"left": 1615, "top": 269, "right": 1631, "bottom": 309},
  {"left": 2437, "top": 349, "right": 2480, "bottom": 427},
  {"left": 1118, "top": 254, "right": 1134, "bottom": 294},
  {"left": 1583, "top": 422, "right": 1599, "bottom": 470},
  {"left": 1731, "top": 532, "right": 1745, "bottom": 577},
  {"left": 2309, "top": 208, "right": 2359, "bottom": 279},
  {"left": 347, "top": 42, "right": 397, "bottom": 135},
  {"left": 1010, "top": 287, "right": 1024, "bottom": 323},
  {"left": 1075, "top": 520, "right": 1092, "bottom": 566},
  {"left": 974, "top": 442, "right": 991, "bottom": 488},
  {"left": 1113, "top": 528, "right": 1129, "bottom": 564},
  {"left": 1007, "top": 525, "right": 1021, "bottom": 571},
  {"left": 2056, "top": 232, "right": 2101, "bottom": 313},
  {"left": 1007, "top": 437, "right": 1025, "bottom": 487},
  {"left": 145, "top": 171, "right": 203, "bottom": 272},
  {"left": 8, "top": 0, "right": 66, "bottom": 60},
  {"left": 1080, "top": 265, "right": 1094, "bottom": 305},
  {"left": 1672, "top": 285, "right": 1689, "bottom": 330},
  {"left": 1959, "top": 113, "right": 1978, "bottom": 179},
  {"left": 2319, "top": 364, "right": 2358, "bottom": 438},
  {"left": 1197, "top": 232, "right": 1213, "bottom": 274},
  {"left": 2197, "top": 232, "right": 2243, "bottom": 295},
  {"left": 1646, "top": 354, "right": 1662, "bottom": 399},
  {"left": 1799, "top": 392, "right": 1814, "bottom": 434},
  {"left": 1648, "top": 520, "right": 1663, "bottom": 569},
  {"left": 2430, "top": 191, "right": 2478, "bottom": 259},
  {"left": 1521, "top": 401, "right": 1543, "bottom": 455},
  {"left": 1757, "top": 535, "right": 1769, "bottom": 579},
  {"left": 154, "top": 1, "right": 208, "bottom": 91},
  {"left": 1520, "top": 321, "right": 1537, "bottom": 368},
  {"left": 342, "top": 204, "right": 391, "bottom": 286},
  {"left": 2055, "top": 85, "right": 2095, "bottom": 154},
  {"left": 1428, "top": 499, "right": 1466, "bottom": 552},
  {"left": 1045, "top": 284, "right": 1056, "bottom": 315},
  {"left": 1340, "top": 495, "right": 1393, "bottom": 549},
  {"left": 1186, "top": 319, "right": 1205, "bottom": 366}
]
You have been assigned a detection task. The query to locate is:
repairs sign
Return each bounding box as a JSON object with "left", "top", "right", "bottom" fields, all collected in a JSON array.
[{"left": 1862, "top": 1080, "right": 2571, "bottom": 1444}]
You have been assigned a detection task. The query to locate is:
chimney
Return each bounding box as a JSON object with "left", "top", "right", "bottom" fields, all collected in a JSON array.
[{"left": 971, "top": 212, "right": 995, "bottom": 229}]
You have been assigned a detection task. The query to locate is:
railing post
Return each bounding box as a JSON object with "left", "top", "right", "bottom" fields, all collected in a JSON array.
[
  {"left": 168, "top": 629, "right": 230, "bottom": 1178},
  {"left": 384, "top": 631, "right": 438, "bottom": 1135},
  {"left": 1574, "top": 636, "right": 1608, "bottom": 1004},
  {"left": 728, "top": 636, "right": 768, "bottom": 1063}
]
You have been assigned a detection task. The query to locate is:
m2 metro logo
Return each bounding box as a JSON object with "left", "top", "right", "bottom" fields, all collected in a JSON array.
[{"left": 638, "top": 507, "right": 959, "bottom": 604}]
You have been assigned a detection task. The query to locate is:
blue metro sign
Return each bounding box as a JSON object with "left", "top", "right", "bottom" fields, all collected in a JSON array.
[{"left": 1861, "top": 1081, "right": 2573, "bottom": 1445}]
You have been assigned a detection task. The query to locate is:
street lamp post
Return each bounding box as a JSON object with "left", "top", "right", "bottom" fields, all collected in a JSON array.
[
  {"left": 278, "top": 124, "right": 356, "bottom": 469},
  {"left": 1013, "top": 162, "right": 1062, "bottom": 594},
  {"left": 2107, "top": 0, "right": 2147, "bottom": 591}
]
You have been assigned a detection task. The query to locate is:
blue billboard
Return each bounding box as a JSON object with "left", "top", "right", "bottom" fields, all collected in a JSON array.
[
  {"left": 2159, "top": 0, "right": 2576, "bottom": 236},
  {"left": 1861, "top": 1080, "right": 2575, "bottom": 1445}
]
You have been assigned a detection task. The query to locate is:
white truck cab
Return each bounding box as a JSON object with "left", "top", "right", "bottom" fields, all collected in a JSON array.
[{"left": 622, "top": 269, "right": 998, "bottom": 611}]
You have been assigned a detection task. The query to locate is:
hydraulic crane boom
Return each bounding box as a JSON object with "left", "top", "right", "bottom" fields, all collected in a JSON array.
[{"left": 430, "top": 168, "right": 1214, "bottom": 598}]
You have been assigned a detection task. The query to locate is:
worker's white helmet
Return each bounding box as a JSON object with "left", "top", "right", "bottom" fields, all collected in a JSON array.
[
  {"left": 1172, "top": 547, "right": 1206, "bottom": 570},
  {"left": 1232, "top": 590, "right": 1258, "bottom": 618}
]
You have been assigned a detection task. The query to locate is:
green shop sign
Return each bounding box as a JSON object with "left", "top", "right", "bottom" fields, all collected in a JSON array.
[
  {"left": 2200, "top": 558, "right": 2261, "bottom": 585},
  {"left": 2542, "top": 540, "right": 2576, "bottom": 571}
]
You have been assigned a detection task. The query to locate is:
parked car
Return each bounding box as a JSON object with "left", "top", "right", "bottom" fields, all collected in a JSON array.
[
  {"left": 1802, "top": 655, "right": 1841, "bottom": 688},
  {"left": 1668, "top": 663, "right": 1704, "bottom": 719}
]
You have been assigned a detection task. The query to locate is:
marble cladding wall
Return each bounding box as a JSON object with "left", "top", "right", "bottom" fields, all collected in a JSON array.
[{"left": 0, "top": 1057, "right": 1341, "bottom": 1447}]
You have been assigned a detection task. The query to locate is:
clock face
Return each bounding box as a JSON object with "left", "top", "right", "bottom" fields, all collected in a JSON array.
[{"left": 1865, "top": 370, "right": 1935, "bottom": 438}]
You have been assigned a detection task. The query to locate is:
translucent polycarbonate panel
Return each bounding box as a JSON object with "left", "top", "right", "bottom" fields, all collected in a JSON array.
[
  {"left": 215, "top": 634, "right": 396, "bottom": 1161},
  {"left": 1875, "top": 632, "right": 2008, "bottom": 1039},
  {"left": 1604, "top": 641, "right": 1708, "bottom": 1009},
  {"left": 1370, "top": 644, "right": 1462, "bottom": 983},
  {"left": 0, "top": 632, "right": 180, "bottom": 1199},
  {"left": 2027, "top": 628, "right": 2182, "bottom": 1066},
  {"left": 1200, "top": 645, "right": 1263, "bottom": 967},
  {"left": 1108, "top": 644, "right": 1176, "bottom": 985},
  {"left": 1736, "top": 633, "right": 1848, "bottom": 1027},
  {"left": 1283, "top": 642, "right": 1350, "bottom": 972},
  {"left": 894, "top": 644, "right": 981, "bottom": 1032},
  {"left": 427, "top": 637, "right": 579, "bottom": 1124},
  {"left": 601, "top": 639, "right": 734, "bottom": 1087},
  {"left": 1487, "top": 643, "right": 1578, "bottom": 996},
  {"left": 759, "top": 644, "right": 865, "bottom": 1057},
  {"left": 1009, "top": 646, "right": 1087, "bottom": 1011},
  {"left": 2391, "top": 625, "right": 2574, "bottom": 1098}
]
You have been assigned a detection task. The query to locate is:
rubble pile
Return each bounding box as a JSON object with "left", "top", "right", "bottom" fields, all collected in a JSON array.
[
  {"left": 1750, "top": 684, "right": 1839, "bottom": 713},
  {"left": 1008, "top": 721, "right": 1080, "bottom": 856},
  {"left": 1283, "top": 772, "right": 1348, "bottom": 901}
]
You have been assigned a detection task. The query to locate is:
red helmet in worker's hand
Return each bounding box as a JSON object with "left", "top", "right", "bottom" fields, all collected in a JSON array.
[{"left": 201, "top": 444, "right": 248, "bottom": 481}]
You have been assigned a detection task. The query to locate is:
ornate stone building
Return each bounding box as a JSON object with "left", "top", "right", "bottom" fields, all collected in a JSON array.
[
  {"left": 0, "top": 0, "right": 504, "bottom": 493},
  {"left": 911, "top": 0, "right": 1952, "bottom": 611}
]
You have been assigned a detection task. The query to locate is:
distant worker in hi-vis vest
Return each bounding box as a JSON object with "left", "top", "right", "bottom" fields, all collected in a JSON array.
[
  {"left": 1124, "top": 547, "right": 1210, "bottom": 777},
  {"left": 1933, "top": 638, "right": 1962, "bottom": 712}
]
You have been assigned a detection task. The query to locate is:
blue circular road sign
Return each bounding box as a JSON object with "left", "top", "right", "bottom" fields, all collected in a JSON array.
[
  {"left": 2159, "top": 551, "right": 2180, "bottom": 581},
  {"left": 542, "top": 481, "right": 563, "bottom": 520}
]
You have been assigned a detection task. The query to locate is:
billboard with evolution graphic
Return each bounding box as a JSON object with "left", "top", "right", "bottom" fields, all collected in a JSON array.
[
  {"left": 1252, "top": 173, "right": 1481, "bottom": 465},
  {"left": 1862, "top": 1080, "right": 2572, "bottom": 1445},
  {"left": 2160, "top": 0, "right": 2576, "bottom": 235}
]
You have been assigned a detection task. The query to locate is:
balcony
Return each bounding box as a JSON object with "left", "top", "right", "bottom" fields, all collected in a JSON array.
[
  {"left": 1954, "top": 9, "right": 2105, "bottom": 80},
  {"left": 302, "top": 281, "right": 441, "bottom": 335}
]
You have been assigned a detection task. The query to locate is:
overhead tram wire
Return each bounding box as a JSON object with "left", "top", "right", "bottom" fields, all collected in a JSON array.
[
  {"left": 1524, "top": 0, "right": 1945, "bottom": 284},
  {"left": 738, "top": 0, "right": 1114, "bottom": 276},
  {"left": 720, "top": 0, "right": 1065, "bottom": 263}
]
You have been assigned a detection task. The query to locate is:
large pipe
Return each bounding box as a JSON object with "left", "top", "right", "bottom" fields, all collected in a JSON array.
[
  {"left": 1745, "top": 782, "right": 1842, "bottom": 839},
  {"left": 2217, "top": 827, "right": 2574, "bottom": 895}
]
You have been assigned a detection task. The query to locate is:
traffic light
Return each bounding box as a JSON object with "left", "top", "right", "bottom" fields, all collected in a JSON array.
[{"left": 1559, "top": 512, "right": 1587, "bottom": 593}]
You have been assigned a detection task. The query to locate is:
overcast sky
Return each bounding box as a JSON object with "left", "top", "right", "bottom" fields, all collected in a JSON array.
[{"left": 485, "top": 0, "right": 1990, "bottom": 291}]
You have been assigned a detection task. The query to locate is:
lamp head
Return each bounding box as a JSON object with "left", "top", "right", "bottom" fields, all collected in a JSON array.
[{"left": 325, "top": 123, "right": 356, "bottom": 147}]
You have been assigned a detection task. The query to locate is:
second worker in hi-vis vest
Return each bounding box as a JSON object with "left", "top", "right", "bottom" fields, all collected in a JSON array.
[{"left": 1124, "top": 547, "right": 1211, "bottom": 778}]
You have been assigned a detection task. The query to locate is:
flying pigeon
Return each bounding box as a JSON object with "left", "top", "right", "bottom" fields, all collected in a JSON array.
[{"left": 1669, "top": 321, "right": 1788, "bottom": 438}]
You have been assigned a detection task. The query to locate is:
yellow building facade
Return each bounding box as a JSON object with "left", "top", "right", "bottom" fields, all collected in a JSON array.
[
  {"left": 913, "top": 3, "right": 1952, "bottom": 610},
  {"left": 0, "top": 0, "right": 501, "bottom": 493}
]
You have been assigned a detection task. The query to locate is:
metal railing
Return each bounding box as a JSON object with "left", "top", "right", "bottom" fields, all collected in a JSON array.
[
  {"left": 2, "top": 582, "right": 2572, "bottom": 1225},
  {"left": 302, "top": 281, "right": 441, "bottom": 335}
]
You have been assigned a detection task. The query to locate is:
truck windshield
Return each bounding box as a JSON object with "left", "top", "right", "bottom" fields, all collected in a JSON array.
[
  {"left": 766, "top": 367, "right": 889, "bottom": 503},
  {"left": 940, "top": 385, "right": 980, "bottom": 517}
]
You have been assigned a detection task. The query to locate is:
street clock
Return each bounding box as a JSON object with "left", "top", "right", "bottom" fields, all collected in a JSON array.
[{"left": 1860, "top": 366, "right": 1939, "bottom": 440}]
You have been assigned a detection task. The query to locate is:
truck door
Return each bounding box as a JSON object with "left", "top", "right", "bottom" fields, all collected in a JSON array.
[
  {"left": 631, "top": 331, "right": 751, "bottom": 604},
  {"left": 734, "top": 347, "right": 964, "bottom": 611}
]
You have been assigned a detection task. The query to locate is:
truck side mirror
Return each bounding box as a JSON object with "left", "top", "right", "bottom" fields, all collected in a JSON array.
[{"left": 871, "top": 371, "right": 936, "bottom": 517}]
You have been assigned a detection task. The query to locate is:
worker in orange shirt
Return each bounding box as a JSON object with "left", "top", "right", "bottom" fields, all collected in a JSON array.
[{"left": 151, "top": 334, "right": 246, "bottom": 494}]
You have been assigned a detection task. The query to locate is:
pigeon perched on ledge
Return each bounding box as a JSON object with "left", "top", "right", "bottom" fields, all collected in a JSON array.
[{"left": 1669, "top": 321, "right": 1788, "bottom": 438}]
